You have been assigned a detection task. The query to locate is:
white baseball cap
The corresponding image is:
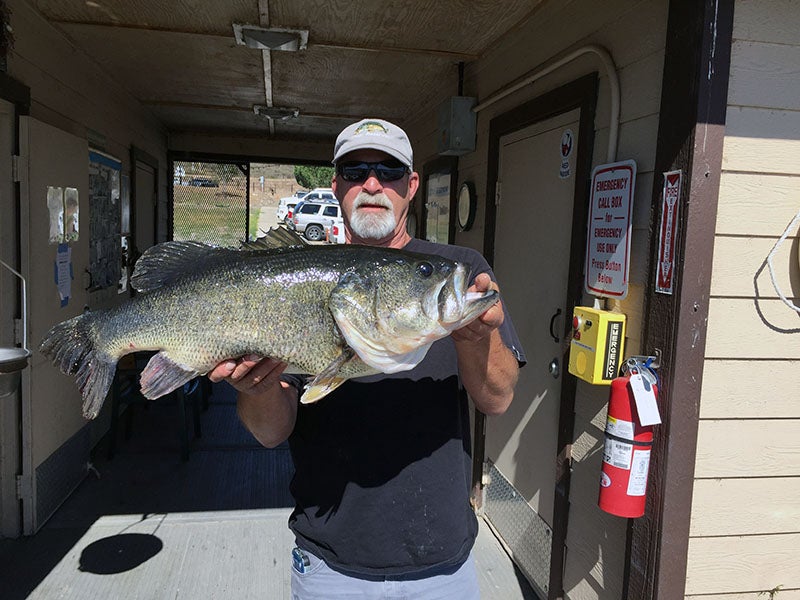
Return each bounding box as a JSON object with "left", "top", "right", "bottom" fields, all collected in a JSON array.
[{"left": 332, "top": 118, "right": 413, "bottom": 168}]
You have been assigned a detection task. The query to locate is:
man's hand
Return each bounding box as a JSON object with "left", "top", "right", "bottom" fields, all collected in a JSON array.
[
  {"left": 450, "top": 273, "right": 505, "bottom": 342},
  {"left": 450, "top": 273, "right": 518, "bottom": 416},
  {"left": 208, "top": 355, "right": 299, "bottom": 448},
  {"left": 208, "top": 355, "right": 289, "bottom": 395}
]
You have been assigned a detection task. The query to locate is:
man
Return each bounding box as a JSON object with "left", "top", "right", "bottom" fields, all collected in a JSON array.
[{"left": 209, "top": 118, "right": 525, "bottom": 599}]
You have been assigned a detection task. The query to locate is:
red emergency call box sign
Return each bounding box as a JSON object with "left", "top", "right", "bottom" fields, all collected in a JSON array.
[{"left": 585, "top": 160, "right": 636, "bottom": 299}]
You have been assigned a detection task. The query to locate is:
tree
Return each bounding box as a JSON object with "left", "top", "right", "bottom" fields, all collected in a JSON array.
[
  {"left": 211, "top": 163, "right": 240, "bottom": 186},
  {"left": 294, "top": 165, "right": 334, "bottom": 189}
]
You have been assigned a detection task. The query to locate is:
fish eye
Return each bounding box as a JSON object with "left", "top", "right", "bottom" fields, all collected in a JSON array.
[{"left": 416, "top": 261, "right": 434, "bottom": 278}]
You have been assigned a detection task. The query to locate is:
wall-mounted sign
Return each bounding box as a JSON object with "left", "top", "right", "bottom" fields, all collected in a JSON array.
[
  {"left": 425, "top": 172, "right": 451, "bottom": 244},
  {"left": 55, "top": 243, "right": 72, "bottom": 307},
  {"left": 655, "top": 170, "right": 682, "bottom": 294},
  {"left": 559, "top": 128, "right": 574, "bottom": 179},
  {"left": 585, "top": 160, "right": 637, "bottom": 299}
]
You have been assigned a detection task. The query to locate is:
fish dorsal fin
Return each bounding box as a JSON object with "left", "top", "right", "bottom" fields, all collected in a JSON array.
[
  {"left": 131, "top": 241, "right": 235, "bottom": 293},
  {"left": 241, "top": 227, "right": 307, "bottom": 250}
]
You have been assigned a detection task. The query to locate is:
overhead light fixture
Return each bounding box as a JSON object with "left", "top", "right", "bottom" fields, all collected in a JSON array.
[
  {"left": 254, "top": 105, "right": 300, "bottom": 121},
  {"left": 233, "top": 24, "right": 308, "bottom": 51}
]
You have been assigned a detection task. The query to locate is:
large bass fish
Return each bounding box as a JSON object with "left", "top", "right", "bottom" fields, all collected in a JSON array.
[{"left": 40, "top": 230, "right": 498, "bottom": 419}]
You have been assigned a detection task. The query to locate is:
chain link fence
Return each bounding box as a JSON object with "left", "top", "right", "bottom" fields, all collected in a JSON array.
[{"left": 172, "top": 161, "right": 252, "bottom": 247}]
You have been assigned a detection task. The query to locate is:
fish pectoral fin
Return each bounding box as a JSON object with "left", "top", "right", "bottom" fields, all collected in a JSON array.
[
  {"left": 300, "top": 376, "right": 347, "bottom": 404},
  {"left": 299, "top": 349, "right": 354, "bottom": 405},
  {"left": 139, "top": 352, "right": 200, "bottom": 400}
]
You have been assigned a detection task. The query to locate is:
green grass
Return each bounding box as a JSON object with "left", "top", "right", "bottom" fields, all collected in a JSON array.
[{"left": 173, "top": 185, "right": 260, "bottom": 246}]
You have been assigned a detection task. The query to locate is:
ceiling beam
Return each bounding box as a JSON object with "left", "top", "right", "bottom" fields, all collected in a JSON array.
[
  {"left": 259, "top": 0, "right": 274, "bottom": 136},
  {"left": 49, "top": 19, "right": 478, "bottom": 60},
  {"left": 141, "top": 99, "right": 373, "bottom": 121},
  {"left": 311, "top": 42, "right": 476, "bottom": 61}
]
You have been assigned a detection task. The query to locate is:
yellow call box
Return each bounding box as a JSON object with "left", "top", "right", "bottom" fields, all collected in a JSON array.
[{"left": 568, "top": 307, "right": 626, "bottom": 385}]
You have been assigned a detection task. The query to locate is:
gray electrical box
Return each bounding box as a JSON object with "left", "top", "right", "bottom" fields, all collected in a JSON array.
[{"left": 437, "top": 96, "right": 477, "bottom": 156}]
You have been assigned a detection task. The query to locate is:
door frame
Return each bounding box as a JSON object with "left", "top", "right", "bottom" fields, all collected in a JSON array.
[
  {"left": 130, "top": 145, "right": 160, "bottom": 250},
  {"left": 627, "top": 2, "right": 734, "bottom": 598},
  {"left": 481, "top": 73, "right": 598, "bottom": 598},
  {"left": 0, "top": 73, "right": 30, "bottom": 538}
]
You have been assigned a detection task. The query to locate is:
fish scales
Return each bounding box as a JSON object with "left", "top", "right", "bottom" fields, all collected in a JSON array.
[
  {"left": 40, "top": 235, "right": 500, "bottom": 419},
  {"left": 102, "top": 248, "right": 353, "bottom": 374}
]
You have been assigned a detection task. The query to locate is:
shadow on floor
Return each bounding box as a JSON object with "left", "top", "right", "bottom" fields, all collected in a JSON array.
[
  {"left": 0, "top": 381, "right": 294, "bottom": 599},
  {"left": 0, "top": 382, "right": 540, "bottom": 600}
]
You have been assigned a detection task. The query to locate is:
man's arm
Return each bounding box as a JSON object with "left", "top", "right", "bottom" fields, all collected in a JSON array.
[
  {"left": 450, "top": 273, "right": 520, "bottom": 415},
  {"left": 208, "top": 356, "right": 298, "bottom": 448}
]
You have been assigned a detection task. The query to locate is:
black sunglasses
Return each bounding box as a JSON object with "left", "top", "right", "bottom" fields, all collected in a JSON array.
[{"left": 336, "top": 161, "right": 409, "bottom": 183}]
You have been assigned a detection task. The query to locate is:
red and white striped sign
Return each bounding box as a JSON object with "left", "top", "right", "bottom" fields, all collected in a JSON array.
[{"left": 655, "top": 170, "right": 682, "bottom": 294}]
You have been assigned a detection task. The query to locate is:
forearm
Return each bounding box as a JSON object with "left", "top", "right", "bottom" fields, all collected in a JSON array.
[
  {"left": 208, "top": 356, "right": 299, "bottom": 449},
  {"left": 237, "top": 381, "right": 298, "bottom": 448},
  {"left": 455, "top": 328, "right": 519, "bottom": 416}
]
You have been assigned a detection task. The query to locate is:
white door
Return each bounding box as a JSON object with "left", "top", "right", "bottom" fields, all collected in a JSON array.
[
  {"left": 487, "top": 109, "right": 581, "bottom": 524},
  {"left": 19, "top": 116, "right": 90, "bottom": 533}
]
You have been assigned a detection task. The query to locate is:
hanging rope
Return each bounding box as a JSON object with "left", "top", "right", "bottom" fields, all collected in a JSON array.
[{"left": 766, "top": 206, "right": 800, "bottom": 313}]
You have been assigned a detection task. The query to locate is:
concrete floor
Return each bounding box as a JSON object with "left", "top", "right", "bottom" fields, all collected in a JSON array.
[{"left": 0, "top": 383, "right": 538, "bottom": 599}]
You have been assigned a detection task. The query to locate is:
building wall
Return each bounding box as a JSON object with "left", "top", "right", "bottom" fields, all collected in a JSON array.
[
  {"left": 5, "top": 0, "right": 167, "bottom": 495},
  {"left": 686, "top": 1, "right": 800, "bottom": 598},
  {"left": 409, "top": 1, "right": 667, "bottom": 598}
]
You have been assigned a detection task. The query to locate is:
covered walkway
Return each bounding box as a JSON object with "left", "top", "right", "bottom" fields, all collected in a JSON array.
[{"left": 0, "top": 384, "right": 537, "bottom": 599}]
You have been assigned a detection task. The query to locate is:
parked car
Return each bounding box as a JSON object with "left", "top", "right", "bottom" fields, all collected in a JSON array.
[
  {"left": 325, "top": 216, "right": 346, "bottom": 244},
  {"left": 277, "top": 188, "right": 335, "bottom": 224},
  {"left": 276, "top": 190, "right": 308, "bottom": 222},
  {"left": 288, "top": 200, "right": 342, "bottom": 241},
  {"left": 283, "top": 204, "right": 298, "bottom": 226},
  {"left": 187, "top": 177, "right": 218, "bottom": 187},
  {"left": 298, "top": 188, "right": 336, "bottom": 202}
]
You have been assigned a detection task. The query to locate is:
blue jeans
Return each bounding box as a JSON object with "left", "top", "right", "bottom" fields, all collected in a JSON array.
[{"left": 290, "top": 547, "right": 481, "bottom": 600}]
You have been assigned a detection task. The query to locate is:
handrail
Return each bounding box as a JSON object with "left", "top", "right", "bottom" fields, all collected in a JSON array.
[{"left": 0, "top": 259, "right": 29, "bottom": 351}]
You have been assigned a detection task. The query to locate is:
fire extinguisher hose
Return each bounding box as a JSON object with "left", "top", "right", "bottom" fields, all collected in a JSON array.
[{"left": 602, "top": 431, "right": 653, "bottom": 447}]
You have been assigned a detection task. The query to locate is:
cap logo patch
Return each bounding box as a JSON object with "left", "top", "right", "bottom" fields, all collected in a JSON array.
[{"left": 354, "top": 121, "right": 389, "bottom": 136}]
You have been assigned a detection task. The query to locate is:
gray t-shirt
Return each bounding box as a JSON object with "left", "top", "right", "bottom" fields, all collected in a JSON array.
[{"left": 287, "top": 239, "right": 526, "bottom": 577}]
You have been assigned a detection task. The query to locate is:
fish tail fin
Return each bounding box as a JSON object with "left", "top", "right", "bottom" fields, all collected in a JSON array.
[{"left": 39, "top": 313, "right": 117, "bottom": 419}]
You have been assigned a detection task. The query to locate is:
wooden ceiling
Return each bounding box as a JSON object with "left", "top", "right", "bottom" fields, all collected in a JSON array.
[{"left": 33, "top": 0, "right": 545, "bottom": 142}]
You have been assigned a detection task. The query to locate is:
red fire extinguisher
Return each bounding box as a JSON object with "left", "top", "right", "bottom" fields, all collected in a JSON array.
[{"left": 598, "top": 359, "right": 658, "bottom": 518}]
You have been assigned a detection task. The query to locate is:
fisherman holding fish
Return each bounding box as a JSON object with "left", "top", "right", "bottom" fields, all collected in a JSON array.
[
  {"left": 41, "top": 118, "right": 525, "bottom": 598},
  {"left": 210, "top": 119, "right": 526, "bottom": 599}
]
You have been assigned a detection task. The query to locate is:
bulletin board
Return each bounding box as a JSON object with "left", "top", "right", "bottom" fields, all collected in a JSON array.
[{"left": 88, "top": 150, "right": 122, "bottom": 291}]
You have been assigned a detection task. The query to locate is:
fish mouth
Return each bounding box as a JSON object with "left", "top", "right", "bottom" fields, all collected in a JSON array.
[{"left": 436, "top": 264, "right": 499, "bottom": 330}]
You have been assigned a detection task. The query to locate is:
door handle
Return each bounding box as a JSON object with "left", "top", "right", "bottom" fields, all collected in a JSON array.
[
  {"left": 549, "top": 308, "right": 562, "bottom": 343},
  {"left": 549, "top": 357, "right": 560, "bottom": 379}
]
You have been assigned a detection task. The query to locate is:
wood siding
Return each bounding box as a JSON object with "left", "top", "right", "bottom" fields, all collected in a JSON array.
[{"left": 687, "top": 1, "right": 800, "bottom": 597}]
